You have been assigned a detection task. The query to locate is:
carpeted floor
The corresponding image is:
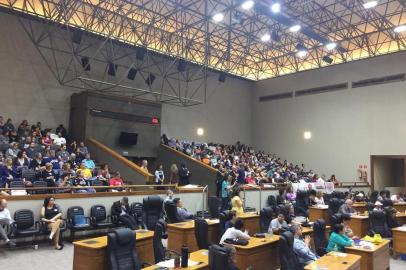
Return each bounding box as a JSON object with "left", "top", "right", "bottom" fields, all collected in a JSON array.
[{"left": 1, "top": 242, "right": 406, "bottom": 270}]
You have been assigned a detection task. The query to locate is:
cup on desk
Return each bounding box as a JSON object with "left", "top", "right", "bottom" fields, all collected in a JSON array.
[{"left": 174, "top": 256, "right": 180, "bottom": 269}]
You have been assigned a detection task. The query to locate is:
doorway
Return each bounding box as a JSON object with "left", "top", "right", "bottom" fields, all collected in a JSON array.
[{"left": 370, "top": 155, "right": 406, "bottom": 193}]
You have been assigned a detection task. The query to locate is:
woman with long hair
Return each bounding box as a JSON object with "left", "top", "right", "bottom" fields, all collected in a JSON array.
[{"left": 40, "top": 196, "right": 64, "bottom": 250}]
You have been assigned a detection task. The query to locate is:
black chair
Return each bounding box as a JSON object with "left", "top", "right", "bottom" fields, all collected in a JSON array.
[
  {"left": 153, "top": 219, "right": 178, "bottom": 263},
  {"left": 328, "top": 198, "right": 342, "bottom": 219},
  {"left": 259, "top": 207, "right": 273, "bottom": 233},
  {"left": 382, "top": 199, "right": 393, "bottom": 207},
  {"left": 143, "top": 196, "right": 163, "bottom": 230},
  {"left": 90, "top": 204, "right": 114, "bottom": 229},
  {"left": 385, "top": 207, "right": 401, "bottom": 229},
  {"left": 131, "top": 202, "right": 146, "bottom": 229},
  {"left": 276, "top": 195, "right": 285, "bottom": 205},
  {"left": 278, "top": 231, "right": 302, "bottom": 270},
  {"left": 267, "top": 195, "right": 277, "bottom": 208},
  {"left": 295, "top": 190, "right": 309, "bottom": 217},
  {"left": 208, "top": 244, "right": 229, "bottom": 269},
  {"left": 12, "top": 209, "right": 40, "bottom": 242},
  {"left": 164, "top": 200, "right": 183, "bottom": 223},
  {"left": 208, "top": 196, "right": 221, "bottom": 218},
  {"left": 107, "top": 228, "right": 141, "bottom": 270},
  {"left": 9, "top": 180, "right": 25, "bottom": 189},
  {"left": 22, "top": 168, "right": 37, "bottom": 182},
  {"left": 67, "top": 206, "right": 91, "bottom": 241},
  {"left": 194, "top": 218, "right": 209, "bottom": 249},
  {"left": 218, "top": 210, "right": 233, "bottom": 239},
  {"left": 366, "top": 202, "right": 374, "bottom": 212},
  {"left": 32, "top": 180, "right": 48, "bottom": 194},
  {"left": 369, "top": 210, "right": 391, "bottom": 238},
  {"left": 313, "top": 219, "right": 328, "bottom": 256}
]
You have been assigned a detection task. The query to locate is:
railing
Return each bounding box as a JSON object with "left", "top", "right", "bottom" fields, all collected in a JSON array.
[
  {"left": 87, "top": 138, "right": 154, "bottom": 182},
  {"left": 160, "top": 144, "right": 219, "bottom": 173}
]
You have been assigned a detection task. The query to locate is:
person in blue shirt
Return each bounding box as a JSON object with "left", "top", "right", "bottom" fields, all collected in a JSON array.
[
  {"left": 327, "top": 224, "right": 353, "bottom": 252},
  {"left": 173, "top": 198, "right": 194, "bottom": 221},
  {"left": 221, "top": 174, "right": 234, "bottom": 211},
  {"left": 236, "top": 165, "right": 245, "bottom": 185},
  {"left": 291, "top": 224, "right": 318, "bottom": 265},
  {"left": 81, "top": 153, "right": 95, "bottom": 170}
]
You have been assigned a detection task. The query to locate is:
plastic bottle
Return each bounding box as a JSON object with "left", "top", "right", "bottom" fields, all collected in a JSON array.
[{"left": 181, "top": 244, "right": 188, "bottom": 267}]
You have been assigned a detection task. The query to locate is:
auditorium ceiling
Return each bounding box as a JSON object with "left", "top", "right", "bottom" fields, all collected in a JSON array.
[{"left": 0, "top": 0, "right": 405, "bottom": 81}]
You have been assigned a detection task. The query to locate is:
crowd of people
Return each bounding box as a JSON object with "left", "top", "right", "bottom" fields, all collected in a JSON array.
[
  {"left": 0, "top": 116, "right": 124, "bottom": 195},
  {"left": 162, "top": 135, "right": 338, "bottom": 188}
]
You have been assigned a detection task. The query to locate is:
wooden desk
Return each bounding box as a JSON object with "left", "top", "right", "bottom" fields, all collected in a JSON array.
[
  {"left": 346, "top": 239, "right": 390, "bottom": 270},
  {"left": 348, "top": 215, "right": 369, "bottom": 237},
  {"left": 233, "top": 235, "right": 280, "bottom": 270},
  {"left": 73, "top": 230, "right": 154, "bottom": 270},
  {"left": 353, "top": 203, "right": 367, "bottom": 213},
  {"left": 238, "top": 212, "right": 260, "bottom": 235},
  {"left": 394, "top": 203, "right": 406, "bottom": 213},
  {"left": 167, "top": 219, "right": 219, "bottom": 253},
  {"left": 305, "top": 252, "right": 361, "bottom": 270},
  {"left": 308, "top": 206, "right": 329, "bottom": 224},
  {"left": 396, "top": 212, "right": 406, "bottom": 225},
  {"left": 392, "top": 226, "right": 406, "bottom": 256},
  {"left": 142, "top": 249, "right": 208, "bottom": 270}
]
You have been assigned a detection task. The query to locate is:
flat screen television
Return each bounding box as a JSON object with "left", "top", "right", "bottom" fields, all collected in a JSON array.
[{"left": 119, "top": 132, "right": 138, "bottom": 145}]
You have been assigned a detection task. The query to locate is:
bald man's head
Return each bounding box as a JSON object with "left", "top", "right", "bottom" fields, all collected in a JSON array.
[
  {"left": 0, "top": 199, "right": 7, "bottom": 209},
  {"left": 345, "top": 199, "right": 353, "bottom": 206}
]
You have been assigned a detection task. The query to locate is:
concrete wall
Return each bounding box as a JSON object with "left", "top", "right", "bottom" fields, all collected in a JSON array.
[
  {"left": 253, "top": 51, "right": 406, "bottom": 184},
  {"left": 373, "top": 157, "right": 404, "bottom": 192}
]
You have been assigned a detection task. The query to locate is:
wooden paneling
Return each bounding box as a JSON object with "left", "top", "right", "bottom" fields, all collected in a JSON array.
[
  {"left": 392, "top": 227, "right": 406, "bottom": 255},
  {"left": 348, "top": 216, "right": 369, "bottom": 238},
  {"left": 308, "top": 207, "right": 330, "bottom": 223},
  {"left": 238, "top": 212, "right": 260, "bottom": 235}
]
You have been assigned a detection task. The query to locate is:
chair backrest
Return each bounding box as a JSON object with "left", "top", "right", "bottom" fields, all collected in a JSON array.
[
  {"left": 131, "top": 202, "right": 144, "bottom": 225},
  {"left": 143, "top": 196, "right": 163, "bottom": 230},
  {"left": 276, "top": 195, "right": 285, "bottom": 205},
  {"left": 296, "top": 190, "right": 309, "bottom": 209},
  {"left": 194, "top": 218, "right": 209, "bottom": 249},
  {"left": 153, "top": 219, "right": 167, "bottom": 263},
  {"left": 91, "top": 204, "right": 107, "bottom": 222},
  {"left": 370, "top": 210, "right": 391, "bottom": 238},
  {"left": 218, "top": 210, "right": 233, "bottom": 238},
  {"left": 208, "top": 244, "right": 229, "bottom": 270},
  {"left": 278, "top": 231, "right": 301, "bottom": 270},
  {"left": 107, "top": 228, "right": 141, "bottom": 270},
  {"left": 164, "top": 200, "right": 183, "bottom": 223},
  {"left": 208, "top": 196, "right": 221, "bottom": 218},
  {"left": 313, "top": 219, "right": 328, "bottom": 256},
  {"left": 33, "top": 180, "right": 48, "bottom": 194},
  {"left": 10, "top": 180, "right": 25, "bottom": 189},
  {"left": 330, "top": 213, "right": 343, "bottom": 228},
  {"left": 67, "top": 206, "right": 86, "bottom": 222},
  {"left": 267, "top": 195, "right": 277, "bottom": 207},
  {"left": 260, "top": 207, "right": 273, "bottom": 233},
  {"left": 14, "top": 209, "right": 35, "bottom": 230},
  {"left": 22, "top": 168, "right": 37, "bottom": 181},
  {"left": 382, "top": 199, "right": 393, "bottom": 207},
  {"left": 328, "top": 198, "right": 342, "bottom": 216}
]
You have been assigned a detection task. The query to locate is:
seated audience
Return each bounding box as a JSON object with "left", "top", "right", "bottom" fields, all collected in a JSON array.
[
  {"left": 41, "top": 130, "right": 53, "bottom": 147},
  {"left": 220, "top": 219, "right": 250, "bottom": 244},
  {"left": 342, "top": 214, "right": 359, "bottom": 239},
  {"left": 224, "top": 210, "right": 237, "bottom": 230},
  {"left": 231, "top": 188, "right": 244, "bottom": 216},
  {"left": 0, "top": 199, "right": 16, "bottom": 246},
  {"left": 41, "top": 163, "right": 56, "bottom": 187},
  {"left": 269, "top": 213, "right": 287, "bottom": 234},
  {"left": 109, "top": 172, "right": 124, "bottom": 189},
  {"left": 55, "top": 124, "right": 67, "bottom": 139},
  {"left": 81, "top": 153, "right": 95, "bottom": 170},
  {"left": 386, "top": 206, "right": 402, "bottom": 228},
  {"left": 314, "top": 191, "right": 325, "bottom": 205},
  {"left": 286, "top": 187, "right": 296, "bottom": 202},
  {"left": 53, "top": 132, "right": 66, "bottom": 147},
  {"left": 6, "top": 142, "right": 19, "bottom": 158},
  {"left": 173, "top": 197, "right": 194, "bottom": 221},
  {"left": 1, "top": 158, "right": 16, "bottom": 188},
  {"left": 154, "top": 164, "right": 164, "bottom": 184},
  {"left": 40, "top": 196, "right": 64, "bottom": 250},
  {"left": 339, "top": 199, "right": 356, "bottom": 215},
  {"left": 111, "top": 197, "right": 137, "bottom": 229},
  {"left": 391, "top": 193, "right": 405, "bottom": 203},
  {"left": 291, "top": 224, "right": 317, "bottom": 265},
  {"left": 78, "top": 142, "right": 89, "bottom": 158},
  {"left": 29, "top": 152, "right": 45, "bottom": 172},
  {"left": 56, "top": 144, "right": 70, "bottom": 163},
  {"left": 97, "top": 164, "right": 110, "bottom": 181},
  {"left": 326, "top": 224, "right": 353, "bottom": 252},
  {"left": 377, "top": 190, "right": 387, "bottom": 201}
]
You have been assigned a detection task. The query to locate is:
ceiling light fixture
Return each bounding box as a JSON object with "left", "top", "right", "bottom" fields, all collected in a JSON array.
[
  {"left": 261, "top": 33, "right": 271, "bottom": 42},
  {"left": 241, "top": 0, "right": 254, "bottom": 10},
  {"left": 271, "top": 3, "right": 281, "bottom": 13},
  {"left": 289, "top": 24, "right": 301, "bottom": 33},
  {"left": 363, "top": 1, "right": 378, "bottom": 9},
  {"left": 394, "top": 25, "right": 406, "bottom": 33},
  {"left": 296, "top": 50, "right": 308, "bottom": 58},
  {"left": 212, "top": 13, "right": 224, "bottom": 22},
  {"left": 325, "top": 42, "right": 337, "bottom": 50}
]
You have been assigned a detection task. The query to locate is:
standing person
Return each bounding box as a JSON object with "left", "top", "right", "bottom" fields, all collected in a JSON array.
[
  {"left": 0, "top": 199, "right": 16, "bottom": 246},
  {"left": 40, "top": 196, "right": 64, "bottom": 250},
  {"left": 178, "top": 163, "right": 191, "bottom": 186},
  {"left": 231, "top": 187, "right": 244, "bottom": 216},
  {"left": 111, "top": 197, "right": 137, "bottom": 229},
  {"left": 291, "top": 224, "right": 318, "bottom": 265},
  {"left": 169, "top": 164, "right": 178, "bottom": 184},
  {"left": 221, "top": 174, "right": 234, "bottom": 211},
  {"left": 140, "top": 160, "right": 149, "bottom": 173},
  {"left": 154, "top": 164, "right": 165, "bottom": 185}
]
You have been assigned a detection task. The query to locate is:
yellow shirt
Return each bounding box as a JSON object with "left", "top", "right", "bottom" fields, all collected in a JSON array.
[{"left": 231, "top": 196, "right": 244, "bottom": 216}]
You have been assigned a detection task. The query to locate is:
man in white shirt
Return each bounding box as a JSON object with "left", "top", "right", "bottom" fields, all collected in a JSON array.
[
  {"left": 269, "top": 213, "right": 287, "bottom": 233},
  {"left": 391, "top": 193, "right": 405, "bottom": 203},
  {"left": 0, "top": 199, "right": 16, "bottom": 246},
  {"left": 220, "top": 219, "right": 250, "bottom": 244},
  {"left": 53, "top": 132, "right": 66, "bottom": 146}
]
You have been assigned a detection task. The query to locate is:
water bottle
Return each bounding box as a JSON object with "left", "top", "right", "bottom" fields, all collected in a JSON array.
[{"left": 181, "top": 244, "right": 188, "bottom": 267}]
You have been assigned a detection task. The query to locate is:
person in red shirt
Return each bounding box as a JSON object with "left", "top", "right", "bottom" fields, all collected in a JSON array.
[{"left": 109, "top": 171, "right": 124, "bottom": 191}]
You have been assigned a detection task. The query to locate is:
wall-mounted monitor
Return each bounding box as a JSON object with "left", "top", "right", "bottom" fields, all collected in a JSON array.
[{"left": 119, "top": 132, "right": 138, "bottom": 145}]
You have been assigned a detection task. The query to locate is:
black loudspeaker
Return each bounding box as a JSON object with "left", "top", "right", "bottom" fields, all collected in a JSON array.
[
  {"left": 218, "top": 72, "right": 226, "bottom": 83},
  {"left": 127, "top": 68, "right": 137, "bottom": 80},
  {"left": 145, "top": 74, "right": 156, "bottom": 86},
  {"left": 81, "top": 57, "right": 90, "bottom": 71},
  {"left": 108, "top": 63, "right": 117, "bottom": 76},
  {"left": 177, "top": 59, "right": 187, "bottom": 72},
  {"left": 136, "top": 47, "right": 147, "bottom": 60},
  {"left": 271, "top": 30, "right": 280, "bottom": 42},
  {"left": 322, "top": 55, "right": 333, "bottom": 64}
]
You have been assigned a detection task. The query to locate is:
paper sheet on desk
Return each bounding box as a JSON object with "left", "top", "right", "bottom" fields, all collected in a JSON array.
[
  {"left": 180, "top": 184, "right": 200, "bottom": 188},
  {"left": 156, "top": 259, "right": 200, "bottom": 267}
]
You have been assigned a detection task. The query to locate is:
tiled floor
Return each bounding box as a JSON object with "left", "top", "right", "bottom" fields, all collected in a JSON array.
[{"left": 1, "top": 242, "right": 406, "bottom": 269}]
